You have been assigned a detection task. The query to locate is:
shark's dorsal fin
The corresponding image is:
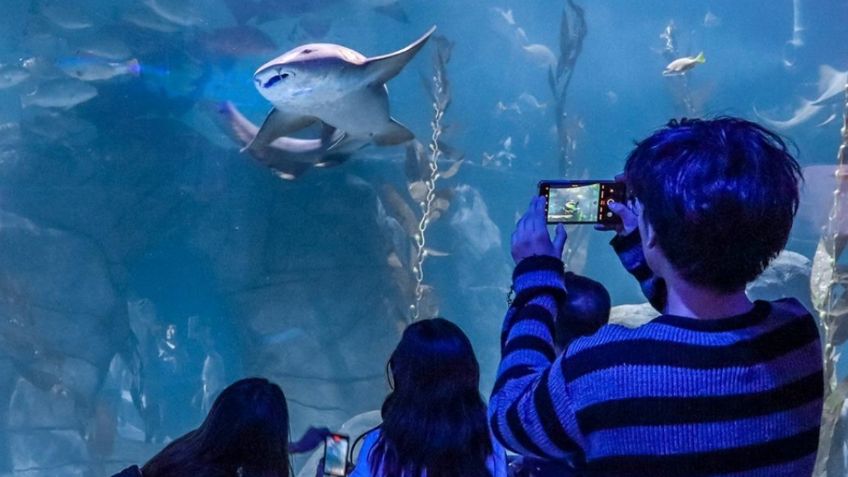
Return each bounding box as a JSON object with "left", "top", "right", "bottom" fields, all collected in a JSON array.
[{"left": 362, "top": 26, "right": 436, "bottom": 85}]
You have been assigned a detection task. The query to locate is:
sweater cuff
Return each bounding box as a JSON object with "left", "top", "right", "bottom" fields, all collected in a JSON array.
[
  {"left": 512, "top": 255, "right": 565, "bottom": 296},
  {"left": 610, "top": 229, "right": 641, "bottom": 254}
]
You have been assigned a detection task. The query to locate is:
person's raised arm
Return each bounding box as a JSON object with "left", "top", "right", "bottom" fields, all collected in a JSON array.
[
  {"left": 489, "top": 197, "right": 584, "bottom": 463},
  {"left": 596, "top": 190, "right": 667, "bottom": 312}
]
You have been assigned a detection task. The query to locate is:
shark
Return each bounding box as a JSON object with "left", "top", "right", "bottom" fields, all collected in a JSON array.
[
  {"left": 247, "top": 26, "right": 435, "bottom": 155},
  {"left": 753, "top": 64, "right": 847, "bottom": 130},
  {"left": 754, "top": 99, "right": 822, "bottom": 130},
  {"left": 811, "top": 64, "right": 848, "bottom": 106},
  {"left": 213, "top": 27, "right": 435, "bottom": 179}
]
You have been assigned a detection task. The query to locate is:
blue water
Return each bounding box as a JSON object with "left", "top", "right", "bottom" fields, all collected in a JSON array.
[{"left": 0, "top": 0, "right": 846, "bottom": 475}]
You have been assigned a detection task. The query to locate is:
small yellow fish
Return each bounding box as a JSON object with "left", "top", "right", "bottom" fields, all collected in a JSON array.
[{"left": 663, "top": 52, "right": 706, "bottom": 76}]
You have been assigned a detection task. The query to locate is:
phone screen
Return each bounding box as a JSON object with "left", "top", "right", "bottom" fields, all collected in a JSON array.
[
  {"left": 539, "top": 180, "right": 625, "bottom": 224},
  {"left": 323, "top": 434, "right": 349, "bottom": 476}
]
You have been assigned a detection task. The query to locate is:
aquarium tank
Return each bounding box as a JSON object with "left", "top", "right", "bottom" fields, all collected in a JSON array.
[{"left": 0, "top": 0, "right": 846, "bottom": 475}]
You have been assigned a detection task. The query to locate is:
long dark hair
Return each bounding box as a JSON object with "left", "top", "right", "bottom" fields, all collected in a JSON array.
[
  {"left": 369, "top": 318, "right": 492, "bottom": 477},
  {"left": 142, "top": 377, "right": 291, "bottom": 477}
]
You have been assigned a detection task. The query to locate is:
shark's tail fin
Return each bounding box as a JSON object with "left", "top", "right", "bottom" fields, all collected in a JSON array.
[
  {"left": 126, "top": 59, "right": 142, "bottom": 76},
  {"left": 694, "top": 51, "right": 706, "bottom": 63}
]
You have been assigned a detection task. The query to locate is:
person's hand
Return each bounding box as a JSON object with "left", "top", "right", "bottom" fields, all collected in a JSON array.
[
  {"left": 315, "top": 457, "right": 355, "bottom": 477},
  {"left": 291, "top": 426, "right": 331, "bottom": 454},
  {"left": 594, "top": 174, "right": 638, "bottom": 236},
  {"left": 594, "top": 201, "right": 638, "bottom": 236},
  {"left": 511, "top": 196, "right": 567, "bottom": 264}
]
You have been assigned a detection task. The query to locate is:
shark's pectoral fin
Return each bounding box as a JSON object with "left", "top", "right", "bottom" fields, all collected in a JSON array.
[
  {"left": 244, "top": 108, "right": 316, "bottom": 152},
  {"left": 363, "top": 26, "right": 436, "bottom": 84},
  {"left": 374, "top": 118, "right": 415, "bottom": 146}
]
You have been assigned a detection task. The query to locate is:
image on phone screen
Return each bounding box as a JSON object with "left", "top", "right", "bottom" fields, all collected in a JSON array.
[
  {"left": 547, "top": 183, "right": 601, "bottom": 223},
  {"left": 324, "top": 434, "right": 349, "bottom": 477}
]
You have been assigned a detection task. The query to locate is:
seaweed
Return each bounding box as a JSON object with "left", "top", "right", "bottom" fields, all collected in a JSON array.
[
  {"left": 549, "top": 0, "right": 587, "bottom": 176},
  {"left": 812, "top": 82, "right": 848, "bottom": 477}
]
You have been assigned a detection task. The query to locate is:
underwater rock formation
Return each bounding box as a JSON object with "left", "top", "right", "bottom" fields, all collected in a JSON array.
[
  {"left": 0, "top": 211, "right": 129, "bottom": 475},
  {"left": 609, "top": 303, "right": 659, "bottom": 328},
  {"left": 747, "top": 250, "right": 814, "bottom": 311},
  {"left": 0, "top": 81, "right": 415, "bottom": 473},
  {"left": 608, "top": 250, "right": 813, "bottom": 330}
]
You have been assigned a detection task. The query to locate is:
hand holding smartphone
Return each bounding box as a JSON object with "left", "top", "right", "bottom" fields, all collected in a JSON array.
[
  {"left": 323, "top": 433, "right": 350, "bottom": 476},
  {"left": 538, "top": 180, "right": 626, "bottom": 225}
]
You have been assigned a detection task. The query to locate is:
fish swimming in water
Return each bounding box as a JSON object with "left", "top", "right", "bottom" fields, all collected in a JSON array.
[
  {"left": 0, "top": 65, "right": 30, "bottom": 89},
  {"left": 23, "top": 109, "right": 98, "bottom": 145},
  {"left": 663, "top": 52, "right": 706, "bottom": 76},
  {"left": 143, "top": 0, "right": 204, "bottom": 27},
  {"left": 57, "top": 57, "right": 141, "bottom": 82},
  {"left": 40, "top": 1, "right": 94, "bottom": 30},
  {"left": 21, "top": 57, "right": 64, "bottom": 81},
  {"left": 75, "top": 35, "right": 133, "bottom": 61},
  {"left": 248, "top": 26, "right": 435, "bottom": 155},
  {"left": 363, "top": 0, "right": 410, "bottom": 23},
  {"left": 703, "top": 11, "right": 722, "bottom": 28},
  {"left": 122, "top": 7, "right": 181, "bottom": 33},
  {"left": 521, "top": 43, "right": 557, "bottom": 69},
  {"left": 21, "top": 79, "right": 98, "bottom": 109},
  {"left": 197, "top": 26, "right": 277, "bottom": 58}
]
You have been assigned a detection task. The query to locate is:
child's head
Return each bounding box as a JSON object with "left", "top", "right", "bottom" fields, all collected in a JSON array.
[
  {"left": 624, "top": 117, "right": 802, "bottom": 292},
  {"left": 556, "top": 272, "right": 610, "bottom": 350}
]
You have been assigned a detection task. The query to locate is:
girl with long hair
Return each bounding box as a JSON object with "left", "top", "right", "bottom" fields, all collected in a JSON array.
[
  {"left": 350, "top": 318, "right": 506, "bottom": 477},
  {"left": 114, "top": 377, "right": 292, "bottom": 477}
]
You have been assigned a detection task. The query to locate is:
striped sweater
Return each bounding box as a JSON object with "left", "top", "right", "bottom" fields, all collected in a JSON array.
[{"left": 489, "top": 234, "right": 823, "bottom": 476}]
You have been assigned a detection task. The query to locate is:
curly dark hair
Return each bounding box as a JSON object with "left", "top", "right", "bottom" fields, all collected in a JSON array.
[{"left": 624, "top": 117, "right": 803, "bottom": 292}]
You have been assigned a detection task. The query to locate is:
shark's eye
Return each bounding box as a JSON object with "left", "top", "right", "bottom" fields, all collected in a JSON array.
[
  {"left": 281, "top": 73, "right": 290, "bottom": 79},
  {"left": 301, "top": 49, "right": 312, "bottom": 55}
]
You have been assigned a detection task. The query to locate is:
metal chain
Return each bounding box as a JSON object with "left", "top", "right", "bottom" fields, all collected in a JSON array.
[{"left": 411, "top": 72, "right": 445, "bottom": 321}]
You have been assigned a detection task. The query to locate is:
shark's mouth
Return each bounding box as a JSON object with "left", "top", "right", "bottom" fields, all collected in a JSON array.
[{"left": 263, "top": 75, "right": 283, "bottom": 89}]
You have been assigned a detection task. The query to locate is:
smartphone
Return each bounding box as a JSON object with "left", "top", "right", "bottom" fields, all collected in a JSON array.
[
  {"left": 323, "top": 433, "right": 350, "bottom": 476},
  {"left": 538, "top": 180, "right": 626, "bottom": 224}
]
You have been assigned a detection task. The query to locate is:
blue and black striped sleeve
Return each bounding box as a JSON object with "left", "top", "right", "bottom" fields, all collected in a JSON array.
[
  {"left": 489, "top": 256, "right": 585, "bottom": 461},
  {"left": 610, "top": 230, "right": 667, "bottom": 312}
]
